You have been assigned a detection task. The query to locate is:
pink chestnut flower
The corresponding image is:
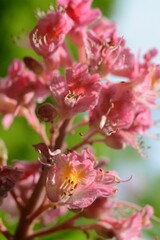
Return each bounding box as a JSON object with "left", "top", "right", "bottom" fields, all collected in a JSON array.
[
  {"left": 95, "top": 205, "right": 153, "bottom": 240},
  {"left": 57, "top": 0, "right": 100, "bottom": 26},
  {"left": 57, "top": 0, "right": 101, "bottom": 48},
  {"left": 29, "top": 8, "right": 73, "bottom": 58},
  {"left": 0, "top": 59, "right": 35, "bottom": 102},
  {"left": 90, "top": 74, "right": 156, "bottom": 133},
  {"left": 90, "top": 82, "right": 136, "bottom": 136},
  {"left": 50, "top": 63, "right": 101, "bottom": 118},
  {"left": 102, "top": 105, "right": 152, "bottom": 151},
  {"left": 0, "top": 59, "right": 49, "bottom": 129},
  {"left": 46, "top": 148, "right": 119, "bottom": 209},
  {"left": 85, "top": 18, "right": 135, "bottom": 78},
  {"left": 89, "top": 78, "right": 156, "bottom": 154},
  {"left": 0, "top": 58, "right": 49, "bottom": 104}
]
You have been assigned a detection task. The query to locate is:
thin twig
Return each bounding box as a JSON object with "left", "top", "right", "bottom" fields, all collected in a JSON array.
[
  {"left": 14, "top": 166, "right": 49, "bottom": 240},
  {"left": 27, "top": 199, "right": 50, "bottom": 222},
  {"left": 54, "top": 118, "right": 70, "bottom": 150},
  {"left": 10, "top": 190, "right": 23, "bottom": 211},
  {"left": 26, "top": 213, "right": 82, "bottom": 240},
  {"left": 69, "top": 118, "right": 88, "bottom": 133},
  {"left": 69, "top": 130, "right": 97, "bottom": 151}
]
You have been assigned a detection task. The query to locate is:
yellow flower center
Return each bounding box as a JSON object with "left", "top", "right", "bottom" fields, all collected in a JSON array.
[{"left": 59, "top": 162, "right": 86, "bottom": 202}]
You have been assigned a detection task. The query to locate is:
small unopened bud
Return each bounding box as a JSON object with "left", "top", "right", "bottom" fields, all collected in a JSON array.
[
  {"left": 37, "top": 103, "right": 57, "bottom": 122},
  {"left": 23, "top": 56, "right": 43, "bottom": 74},
  {"left": 95, "top": 223, "right": 115, "bottom": 238}
]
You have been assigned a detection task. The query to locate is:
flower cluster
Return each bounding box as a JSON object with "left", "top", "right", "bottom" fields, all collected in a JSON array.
[{"left": 0, "top": 0, "right": 160, "bottom": 239}]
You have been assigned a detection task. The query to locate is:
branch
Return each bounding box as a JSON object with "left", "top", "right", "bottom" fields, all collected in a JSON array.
[
  {"left": 10, "top": 190, "right": 23, "bottom": 211},
  {"left": 26, "top": 213, "right": 82, "bottom": 240},
  {"left": 14, "top": 118, "right": 71, "bottom": 239},
  {"left": 69, "top": 130, "right": 96, "bottom": 151},
  {"left": 68, "top": 118, "right": 88, "bottom": 133},
  {"left": 54, "top": 119, "right": 70, "bottom": 150},
  {"left": 14, "top": 166, "right": 49, "bottom": 240},
  {"left": 27, "top": 198, "right": 50, "bottom": 222}
]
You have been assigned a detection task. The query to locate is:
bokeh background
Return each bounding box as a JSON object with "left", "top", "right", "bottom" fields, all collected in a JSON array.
[{"left": 0, "top": 0, "right": 160, "bottom": 239}]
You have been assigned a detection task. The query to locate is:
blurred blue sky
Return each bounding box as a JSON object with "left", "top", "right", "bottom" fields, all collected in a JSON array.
[
  {"left": 115, "top": 0, "right": 160, "bottom": 169},
  {"left": 108, "top": 0, "right": 160, "bottom": 199},
  {"left": 113, "top": 0, "right": 160, "bottom": 58}
]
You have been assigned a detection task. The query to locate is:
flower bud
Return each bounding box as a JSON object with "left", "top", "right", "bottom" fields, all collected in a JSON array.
[
  {"left": 95, "top": 223, "right": 115, "bottom": 238},
  {"left": 23, "top": 57, "right": 43, "bottom": 74},
  {"left": 37, "top": 103, "right": 57, "bottom": 122}
]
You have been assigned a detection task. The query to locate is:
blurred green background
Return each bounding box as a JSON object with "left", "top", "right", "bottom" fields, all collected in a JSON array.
[{"left": 0, "top": 0, "right": 160, "bottom": 239}]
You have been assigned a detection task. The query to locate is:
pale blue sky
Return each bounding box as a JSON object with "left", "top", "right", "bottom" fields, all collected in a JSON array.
[
  {"left": 113, "top": 0, "right": 160, "bottom": 172},
  {"left": 113, "top": 0, "right": 160, "bottom": 58},
  {"left": 108, "top": 0, "right": 160, "bottom": 199}
]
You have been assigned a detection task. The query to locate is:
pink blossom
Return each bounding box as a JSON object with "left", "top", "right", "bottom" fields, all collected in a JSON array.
[
  {"left": 102, "top": 105, "right": 152, "bottom": 151},
  {"left": 0, "top": 59, "right": 51, "bottom": 131},
  {"left": 111, "top": 48, "right": 136, "bottom": 78},
  {"left": 46, "top": 148, "right": 118, "bottom": 209},
  {"left": 89, "top": 74, "right": 157, "bottom": 154},
  {"left": 0, "top": 59, "right": 35, "bottom": 102},
  {"left": 88, "top": 77, "right": 157, "bottom": 156},
  {"left": 0, "top": 59, "right": 49, "bottom": 104},
  {"left": 57, "top": 0, "right": 100, "bottom": 26},
  {"left": 128, "top": 48, "right": 158, "bottom": 80},
  {"left": 96, "top": 205, "right": 154, "bottom": 240},
  {"left": 90, "top": 17, "right": 116, "bottom": 39},
  {"left": 85, "top": 18, "right": 136, "bottom": 78},
  {"left": 56, "top": 0, "right": 101, "bottom": 48},
  {"left": 50, "top": 63, "right": 101, "bottom": 117},
  {"left": 29, "top": 9, "right": 73, "bottom": 57},
  {"left": 90, "top": 82, "right": 136, "bottom": 136},
  {"left": 86, "top": 22, "right": 131, "bottom": 77},
  {"left": 128, "top": 105, "right": 152, "bottom": 134}
]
